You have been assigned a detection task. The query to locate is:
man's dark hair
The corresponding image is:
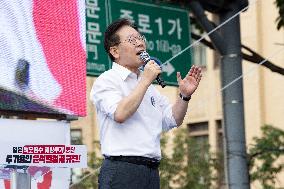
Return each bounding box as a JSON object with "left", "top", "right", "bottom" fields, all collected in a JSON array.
[{"left": 104, "top": 18, "right": 138, "bottom": 61}]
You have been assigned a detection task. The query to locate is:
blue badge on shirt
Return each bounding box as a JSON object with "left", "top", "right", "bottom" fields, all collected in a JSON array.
[{"left": 151, "top": 96, "right": 155, "bottom": 107}]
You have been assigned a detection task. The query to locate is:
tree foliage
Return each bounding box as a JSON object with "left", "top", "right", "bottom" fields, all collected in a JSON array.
[
  {"left": 159, "top": 128, "right": 223, "bottom": 189},
  {"left": 248, "top": 125, "right": 284, "bottom": 189},
  {"left": 70, "top": 125, "right": 283, "bottom": 189},
  {"left": 70, "top": 144, "right": 103, "bottom": 189},
  {"left": 160, "top": 125, "right": 284, "bottom": 189}
]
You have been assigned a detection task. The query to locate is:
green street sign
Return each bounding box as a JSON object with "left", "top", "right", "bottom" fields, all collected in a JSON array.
[
  {"left": 86, "top": 0, "right": 111, "bottom": 75},
  {"left": 86, "top": 0, "right": 192, "bottom": 86}
]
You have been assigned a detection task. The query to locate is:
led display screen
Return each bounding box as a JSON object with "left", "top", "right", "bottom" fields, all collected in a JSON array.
[{"left": 0, "top": 0, "right": 86, "bottom": 116}]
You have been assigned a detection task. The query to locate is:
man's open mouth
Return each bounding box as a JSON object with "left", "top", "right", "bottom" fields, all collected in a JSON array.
[{"left": 136, "top": 50, "right": 145, "bottom": 55}]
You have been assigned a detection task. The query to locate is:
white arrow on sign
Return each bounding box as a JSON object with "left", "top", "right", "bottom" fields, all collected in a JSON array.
[{"left": 161, "top": 62, "right": 175, "bottom": 76}]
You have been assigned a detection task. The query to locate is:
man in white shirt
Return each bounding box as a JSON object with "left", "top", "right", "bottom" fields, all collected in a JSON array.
[{"left": 90, "top": 18, "right": 202, "bottom": 189}]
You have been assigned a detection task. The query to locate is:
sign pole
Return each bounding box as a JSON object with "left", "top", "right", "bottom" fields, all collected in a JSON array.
[{"left": 10, "top": 169, "right": 31, "bottom": 189}]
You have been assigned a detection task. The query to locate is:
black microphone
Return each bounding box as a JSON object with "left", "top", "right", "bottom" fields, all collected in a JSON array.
[{"left": 139, "top": 51, "right": 166, "bottom": 88}]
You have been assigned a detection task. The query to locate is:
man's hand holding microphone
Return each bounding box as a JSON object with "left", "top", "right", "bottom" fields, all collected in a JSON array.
[{"left": 141, "top": 59, "right": 162, "bottom": 87}]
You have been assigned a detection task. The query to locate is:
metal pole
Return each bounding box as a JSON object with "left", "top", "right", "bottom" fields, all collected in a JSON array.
[
  {"left": 189, "top": 1, "right": 250, "bottom": 188},
  {"left": 10, "top": 169, "right": 31, "bottom": 189},
  {"left": 219, "top": 2, "right": 250, "bottom": 189}
]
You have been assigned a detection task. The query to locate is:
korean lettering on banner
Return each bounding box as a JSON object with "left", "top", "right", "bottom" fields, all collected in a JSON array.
[
  {"left": 86, "top": 0, "right": 101, "bottom": 61},
  {"left": 5, "top": 145, "right": 81, "bottom": 164},
  {"left": 118, "top": 10, "right": 183, "bottom": 56}
]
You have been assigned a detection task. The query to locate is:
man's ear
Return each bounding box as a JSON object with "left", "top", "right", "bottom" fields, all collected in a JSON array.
[{"left": 109, "top": 46, "right": 119, "bottom": 60}]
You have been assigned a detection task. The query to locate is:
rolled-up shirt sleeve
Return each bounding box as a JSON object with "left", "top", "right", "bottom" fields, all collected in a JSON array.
[
  {"left": 158, "top": 94, "right": 177, "bottom": 132},
  {"left": 90, "top": 75, "right": 122, "bottom": 120}
]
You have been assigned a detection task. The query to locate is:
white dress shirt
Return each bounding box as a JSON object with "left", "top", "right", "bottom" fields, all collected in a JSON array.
[{"left": 90, "top": 62, "right": 177, "bottom": 160}]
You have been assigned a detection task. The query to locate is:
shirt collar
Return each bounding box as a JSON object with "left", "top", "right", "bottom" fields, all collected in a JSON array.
[{"left": 112, "top": 62, "right": 141, "bottom": 81}]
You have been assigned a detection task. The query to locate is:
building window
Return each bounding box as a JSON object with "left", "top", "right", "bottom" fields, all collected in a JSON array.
[
  {"left": 71, "top": 129, "right": 82, "bottom": 145},
  {"left": 187, "top": 122, "right": 209, "bottom": 158},
  {"left": 216, "top": 120, "right": 224, "bottom": 152},
  {"left": 187, "top": 122, "right": 210, "bottom": 186},
  {"left": 192, "top": 42, "right": 207, "bottom": 67},
  {"left": 188, "top": 121, "right": 209, "bottom": 136},
  {"left": 191, "top": 26, "right": 207, "bottom": 67},
  {"left": 216, "top": 120, "right": 225, "bottom": 188}
]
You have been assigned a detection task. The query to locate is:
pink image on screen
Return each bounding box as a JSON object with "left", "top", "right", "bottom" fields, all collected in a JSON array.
[{"left": 0, "top": 0, "right": 86, "bottom": 116}]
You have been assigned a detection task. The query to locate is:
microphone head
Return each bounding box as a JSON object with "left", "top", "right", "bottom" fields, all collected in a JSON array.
[
  {"left": 139, "top": 51, "right": 150, "bottom": 63},
  {"left": 139, "top": 51, "right": 162, "bottom": 65},
  {"left": 150, "top": 57, "right": 162, "bottom": 66}
]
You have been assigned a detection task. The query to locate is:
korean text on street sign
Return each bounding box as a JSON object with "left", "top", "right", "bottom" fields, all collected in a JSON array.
[{"left": 87, "top": 0, "right": 192, "bottom": 86}]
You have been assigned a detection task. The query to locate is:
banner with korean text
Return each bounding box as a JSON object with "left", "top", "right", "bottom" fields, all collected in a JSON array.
[
  {"left": 0, "top": 144, "right": 87, "bottom": 168},
  {"left": 0, "top": 119, "right": 73, "bottom": 189}
]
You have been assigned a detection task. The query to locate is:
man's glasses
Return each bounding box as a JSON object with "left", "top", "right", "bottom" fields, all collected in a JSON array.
[{"left": 120, "top": 34, "right": 146, "bottom": 46}]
